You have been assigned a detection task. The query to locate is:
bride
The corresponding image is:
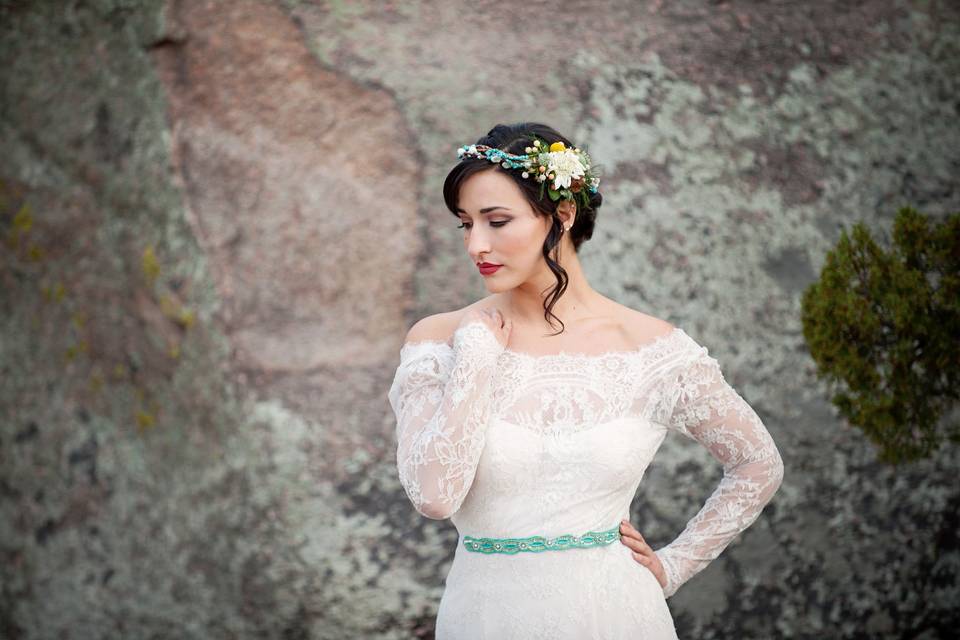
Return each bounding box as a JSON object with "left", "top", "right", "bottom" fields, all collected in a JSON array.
[{"left": 388, "top": 122, "right": 784, "bottom": 639}]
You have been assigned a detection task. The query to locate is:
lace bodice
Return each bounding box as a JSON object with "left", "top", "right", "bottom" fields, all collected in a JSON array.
[{"left": 387, "top": 320, "right": 784, "bottom": 600}]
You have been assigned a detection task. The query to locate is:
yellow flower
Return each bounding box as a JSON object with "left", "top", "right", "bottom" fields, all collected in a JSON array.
[
  {"left": 136, "top": 410, "right": 156, "bottom": 430},
  {"left": 549, "top": 142, "right": 566, "bottom": 152}
]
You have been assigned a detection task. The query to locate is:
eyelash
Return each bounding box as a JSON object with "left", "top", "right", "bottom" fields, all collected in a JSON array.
[{"left": 457, "top": 221, "right": 509, "bottom": 229}]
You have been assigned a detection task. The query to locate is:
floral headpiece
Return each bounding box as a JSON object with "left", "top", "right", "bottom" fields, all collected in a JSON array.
[{"left": 456, "top": 136, "right": 601, "bottom": 212}]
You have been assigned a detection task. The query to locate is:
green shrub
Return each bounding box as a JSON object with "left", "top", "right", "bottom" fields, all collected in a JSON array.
[{"left": 801, "top": 206, "right": 960, "bottom": 464}]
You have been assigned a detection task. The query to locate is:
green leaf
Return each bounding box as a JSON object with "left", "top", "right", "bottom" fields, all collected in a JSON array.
[
  {"left": 800, "top": 204, "right": 960, "bottom": 464},
  {"left": 547, "top": 188, "right": 561, "bottom": 201}
]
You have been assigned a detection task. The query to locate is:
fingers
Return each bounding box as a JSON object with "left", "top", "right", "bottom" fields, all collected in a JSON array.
[
  {"left": 467, "top": 308, "right": 512, "bottom": 342},
  {"left": 482, "top": 308, "right": 506, "bottom": 329},
  {"left": 621, "top": 535, "right": 653, "bottom": 556},
  {"left": 619, "top": 521, "right": 653, "bottom": 554},
  {"left": 477, "top": 309, "right": 496, "bottom": 327},
  {"left": 620, "top": 521, "right": 667, "bottom": 587},
  {"left": 481, "top": 308, "right": 501, "bottom": 324}
]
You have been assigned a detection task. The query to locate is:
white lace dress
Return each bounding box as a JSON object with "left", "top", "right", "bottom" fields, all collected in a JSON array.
[{"left": 387, "top": 321, "right": 784, "bottom": 639}]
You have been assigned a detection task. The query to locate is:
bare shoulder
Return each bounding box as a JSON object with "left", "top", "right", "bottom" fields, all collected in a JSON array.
[
  {"left": 404, "top": 296, "right": 496, "bottom": 346},
  {"left": 606, "top": 299, "right": 676, "bottom": 345},
  {"left": 405, "top": 311, "right": 460, "bottom": 346}
]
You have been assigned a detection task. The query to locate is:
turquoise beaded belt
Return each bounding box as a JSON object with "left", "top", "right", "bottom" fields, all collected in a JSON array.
[{"left": 462, "top": 524, "right": 621, "bottom": 555}]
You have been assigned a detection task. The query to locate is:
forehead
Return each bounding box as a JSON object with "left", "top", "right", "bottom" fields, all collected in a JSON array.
[{"left": 457, "top": 169, "right": 529, "bottom": 214}]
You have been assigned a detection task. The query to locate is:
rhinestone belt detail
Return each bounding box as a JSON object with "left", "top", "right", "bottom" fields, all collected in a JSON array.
[{"left": 462, "top": 524, "right": 621, "bottom": 554}]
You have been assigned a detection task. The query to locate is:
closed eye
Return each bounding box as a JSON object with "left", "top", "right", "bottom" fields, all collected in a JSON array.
[{"left": 457, "top": 221, "right": 509, "bottom": 229}]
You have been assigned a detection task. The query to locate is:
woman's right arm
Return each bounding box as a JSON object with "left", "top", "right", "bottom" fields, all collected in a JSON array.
[{"left": 387, "top": 316, "right": 506, "bottom": 520}]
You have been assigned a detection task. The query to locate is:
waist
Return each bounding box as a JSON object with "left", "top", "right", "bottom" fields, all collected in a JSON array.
[{"left": 462, "top": 523, "right": 622, "bottom": 555}]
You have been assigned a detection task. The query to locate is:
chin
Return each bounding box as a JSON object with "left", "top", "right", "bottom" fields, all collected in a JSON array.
[{"left": 483, "top": 277, "right": 512, "bottom": 293}]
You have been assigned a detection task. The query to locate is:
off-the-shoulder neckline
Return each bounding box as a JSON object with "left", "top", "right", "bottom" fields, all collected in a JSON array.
[{"left": 400, "top": 326, "right": 687, "bottom": 362}]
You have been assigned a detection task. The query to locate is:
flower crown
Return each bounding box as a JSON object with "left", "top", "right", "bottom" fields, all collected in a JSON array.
[{"left": 456, "top": 136, "right": 601, "bottom": 211}]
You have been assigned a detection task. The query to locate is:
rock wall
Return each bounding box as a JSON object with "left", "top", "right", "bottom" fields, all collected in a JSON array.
[{"left": 1, "top": 0, "right": 958, "bottom": 638}]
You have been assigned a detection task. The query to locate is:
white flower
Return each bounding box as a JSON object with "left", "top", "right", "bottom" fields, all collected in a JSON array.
[{"left": 546, "top": 149, "right": 586, "bottom": 190}]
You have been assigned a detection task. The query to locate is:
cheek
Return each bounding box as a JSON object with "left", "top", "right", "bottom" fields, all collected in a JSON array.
[{"left": 500, "top": 223, "right": 545, "bottom": 256}]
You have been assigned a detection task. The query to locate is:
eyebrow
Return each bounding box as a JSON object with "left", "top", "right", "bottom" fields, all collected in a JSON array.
[{"left": 456, "top": 206, "right": 512, "bottom": 214}]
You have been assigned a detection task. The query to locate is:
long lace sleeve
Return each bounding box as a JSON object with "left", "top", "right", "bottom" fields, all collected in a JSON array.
[
  {"left": 387, "top": 321, "right": 505, "bottom": 520},
  {"left": 654, "top": 344, "right": 785, "bottom": 599}
]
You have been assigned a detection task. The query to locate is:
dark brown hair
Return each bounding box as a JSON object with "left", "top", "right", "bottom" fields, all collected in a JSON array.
[{"left": 443, "top": 122, "right": 603, "bottom": 335}]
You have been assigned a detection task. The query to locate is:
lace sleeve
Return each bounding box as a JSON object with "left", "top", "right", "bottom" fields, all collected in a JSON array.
[
  {"left": 654, "top": 344, "right": 785, "bottom": 599},
  {"left": 387, "top": 321, "right": 505, "bottom": 520}
]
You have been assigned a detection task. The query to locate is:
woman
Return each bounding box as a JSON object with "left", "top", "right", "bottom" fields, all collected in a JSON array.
[{"left": 387, "top": 122, "right": 785, "bottom": 639}]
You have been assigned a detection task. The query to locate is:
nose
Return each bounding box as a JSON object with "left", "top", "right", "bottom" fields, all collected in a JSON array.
[{"left": 466, "top": 225, "right": 491, "bottom": 262}]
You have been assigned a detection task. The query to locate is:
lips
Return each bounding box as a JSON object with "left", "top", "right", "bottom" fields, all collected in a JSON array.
[{"left": 478, "top": 262, "right": 501, "bottom": 275}]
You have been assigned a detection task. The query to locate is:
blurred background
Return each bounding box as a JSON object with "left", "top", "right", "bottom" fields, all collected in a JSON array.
[{"left": 1, "top": 1, "right": 958, "bottom": 638}]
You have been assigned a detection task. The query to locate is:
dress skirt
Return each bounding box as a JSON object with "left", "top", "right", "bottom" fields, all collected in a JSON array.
[{"left": 434, "top": 532, "right": 679, "bottom": 639}]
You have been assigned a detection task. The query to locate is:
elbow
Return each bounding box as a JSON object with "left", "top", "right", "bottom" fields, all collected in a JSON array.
[
  {"left": 415, "top": 492, "right": 466, "bottom": 520},
  {"left": 404, "top": 487, "right": 461, "bottom": 520},
  {"left": 397, "top": 464, "right": 455, "bottom": 519},
  {"left": 417, "top": 502, "right": 455, "bottom": 520},
  {"left": 401, "top": 486, "right": 455, "bottom": 520},
  {"left": 396, "top": 462, "right": 468, "bottom": 520},
  {"left": 767, "top": 448, "right": 785, "bottom": 497}
]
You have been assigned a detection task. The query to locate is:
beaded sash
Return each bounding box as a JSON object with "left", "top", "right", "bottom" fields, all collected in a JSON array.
[{"left": 462, "top": 524, "right": 621, "bottom": 555}]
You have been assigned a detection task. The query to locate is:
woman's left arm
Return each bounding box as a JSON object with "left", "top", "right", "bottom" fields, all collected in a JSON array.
[{"left": 654, "top": 344, "right": 785, "bottom": 599}]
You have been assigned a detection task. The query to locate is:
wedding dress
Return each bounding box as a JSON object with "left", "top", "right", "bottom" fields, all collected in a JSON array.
[{"left": 387, "top": 320, "right": 784, "bottom": 639}]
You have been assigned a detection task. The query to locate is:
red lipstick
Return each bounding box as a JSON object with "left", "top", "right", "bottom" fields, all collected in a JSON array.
[{"left": 478, "top": 262, "right": 501, "bottom": 275}]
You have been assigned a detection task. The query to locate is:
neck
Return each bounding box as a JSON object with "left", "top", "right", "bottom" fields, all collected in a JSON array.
[{"left": 499, "top": 245, "right": 604, "bottom": 332}]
